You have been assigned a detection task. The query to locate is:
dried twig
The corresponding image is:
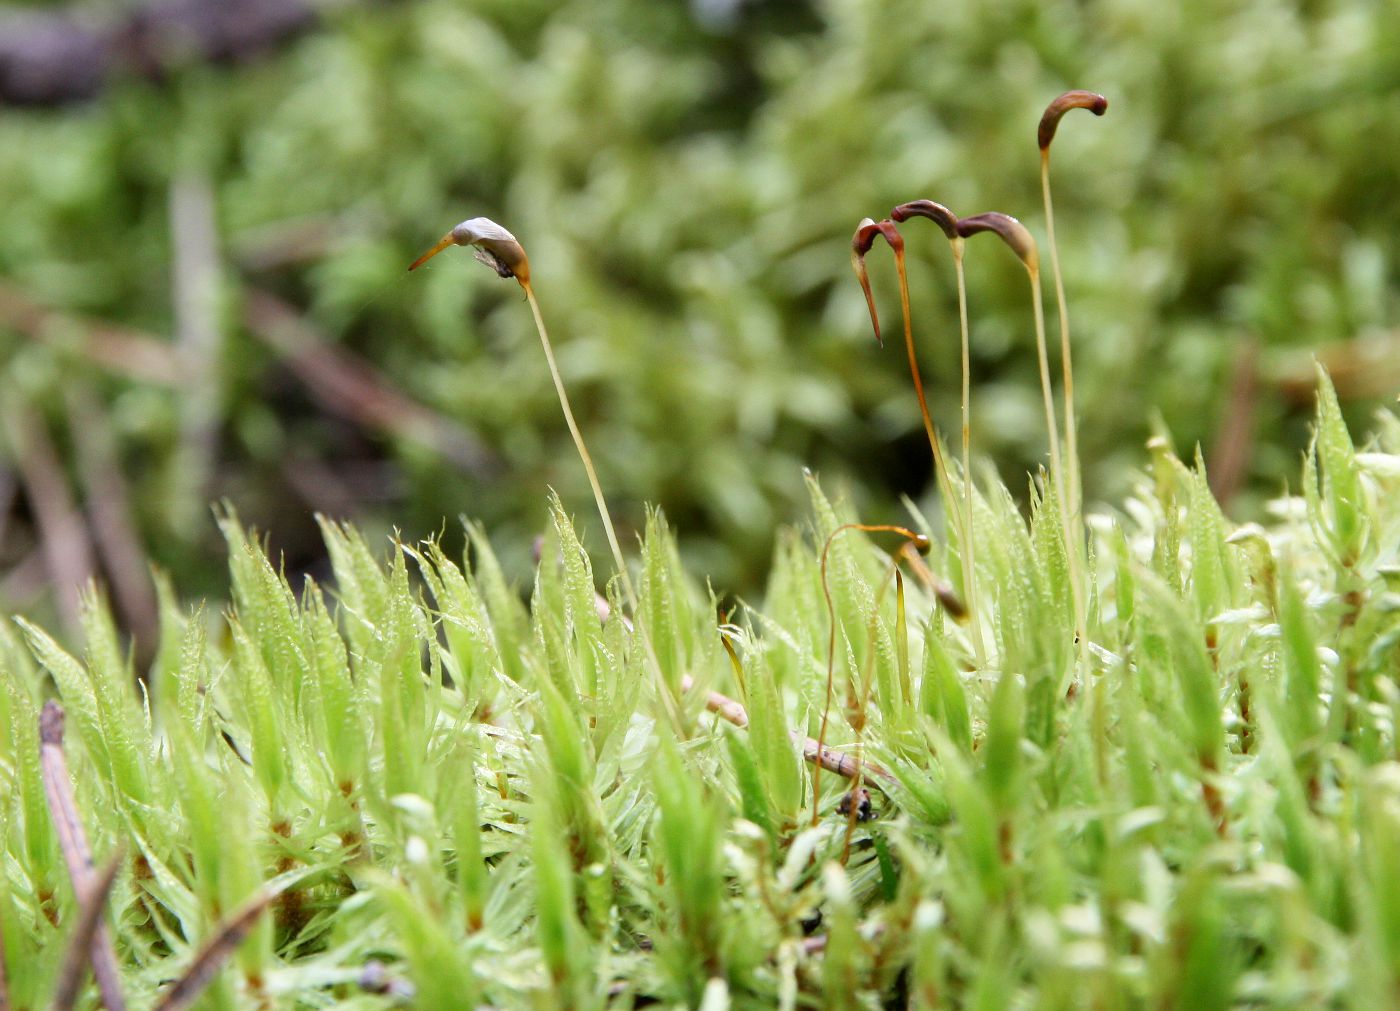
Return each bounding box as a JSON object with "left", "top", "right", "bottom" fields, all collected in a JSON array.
[
  {"left": 39, "top": 703, "right": 127, "bottom": 1011},
  {"left": 51, "top": 851, "right": 124, "bottom": 1011},
  {"left": 65, "top": 385, "right": 159, "bottom": 649},
  {"left": 3, "top": 404, "right": 94, "bottom": 634},
  {"left": 0, "top": 281, "right": 182, "bottom": 386},
  {"left": 243, "top": 289, "right": 500, "bottom": 478},
  {"left": 679, "top": 672, "right": 894, "bottom": 786},
  {"left": 152, "top": 890, "right": 275, "bottom": 1011}
]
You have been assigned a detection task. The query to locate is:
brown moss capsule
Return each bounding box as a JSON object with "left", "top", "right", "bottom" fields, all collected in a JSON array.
[
  {"left": 1038, "top": 90, "right": 1108, "bottom": 151},
  {"left": 850, "top": 217, "right": 905, "bottom": 347},
  {"left": 891, "top": 200, "right": 959, "bottom": 240},
  {"left": 956, "top": 212, "right": 1039, "bottom": 272}
]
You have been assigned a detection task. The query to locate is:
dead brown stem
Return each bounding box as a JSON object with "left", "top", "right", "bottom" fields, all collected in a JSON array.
[
  {"left": 51, "top": 850, "right": 124, "bottom": 1011},
  {"left": 244, "top": 289, "right": 500, "bottom": 477},
  {"left": 39, "top": 702, "right": 127, "bottom": 1011},
  {"left": 3, "top": 403, "right": 94, "bottom": 635},
  {"left": 152, "top": 890, "right": 275, "bottom": 1011},
  {"left": 65, "top": 385, "right": 159, "bottom": 651}
]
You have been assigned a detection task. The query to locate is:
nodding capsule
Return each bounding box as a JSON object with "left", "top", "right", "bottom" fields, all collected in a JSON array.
[
  {"left": 1038, "top": 91, "right": 1109, "bottom": 151},
  {"left": 891, "top": 200, "right": 959, "bottom": 241},
  {"left": 912, "top": 533, "right": 932, "bottom": 555},
  {"left": 850, "top": 218, "right": 905, "bottom": 346},
  {"left": 956, "top": 212, "right": 1038, "bottom": 272},
  {"left": 409, "top": 216, "right": 532, "bottom": 286}
]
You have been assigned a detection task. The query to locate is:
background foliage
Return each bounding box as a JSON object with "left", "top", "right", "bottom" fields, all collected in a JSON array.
[{"left": 1, "top": 0, "right": 1398, "bottom": 632}]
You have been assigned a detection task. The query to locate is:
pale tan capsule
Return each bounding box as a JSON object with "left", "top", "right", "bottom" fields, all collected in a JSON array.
[{"left": 408, "top": 215, "right": 531, "bottom": 286}]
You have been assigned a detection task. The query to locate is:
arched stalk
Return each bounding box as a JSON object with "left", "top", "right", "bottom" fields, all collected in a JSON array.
[
  {"left": 409, "top": 217, "right": 637, "bottom": 614},
  {"left": 956, "top": 212, "right": 1085, "bottom": 641},
  {"left": 890, "top": 200, "right": 986, "bottom": 669},
  {"left": 1038, "top": 90, "right": 1108, "bottom": 526}
]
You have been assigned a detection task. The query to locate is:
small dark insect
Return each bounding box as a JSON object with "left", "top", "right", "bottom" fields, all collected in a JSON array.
[{"left": 837, "top": 786, "right": 875, "bottom": 823}]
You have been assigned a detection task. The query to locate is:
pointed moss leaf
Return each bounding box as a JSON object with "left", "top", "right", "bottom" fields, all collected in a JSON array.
[
  {"left": 302, "top": 582, "right": 366, "bottom": 788},
  {"left": 982, "top": 672, "right": 1023, "bottom": 814},
  {"left": 1188, "top": 449, "right": 1230, "bottom": 624},
  {"left": 1278, "top": 564, "right": 1323, "bottom": 750},
  {"left": 1314, "top": 364, "right": 1364, "bottom": 563},
  {"left": 1138, "top": 574, "right": 1223, "bottom": 766},
  {"left": 724, "top": 728, "right": 776, "bottom": 844},
  {"left": 641, "top": 508, "right": 696, "bottom": 697},
  {"left": 746, "top": 650, "right": 802, "bottom": 819},
  {"left": 230, "top": 621, "right": 289, "bottom": 809},
  {"left": 466, "top": 520, "right": 529, "bottom": 684},
  {"left": 376, "top": 877, "right": 479, "bottom": 1006},
  {"left": 920, "top": 620, "right": 971, "bottom": 753}
]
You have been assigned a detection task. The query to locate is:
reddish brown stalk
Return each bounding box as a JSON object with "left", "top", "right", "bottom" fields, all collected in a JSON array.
[
  {"left": 39, "top": 702, "right": 128, "bottom": 1011},
  {"left": 813, "top": 523, "right": 930, "bottom": 825},
  {"left": 852, "top": 218, "right": 952, "bottom": 503},
  {"left": 891, "top": 200, "right": 986, "bottom": 668}
]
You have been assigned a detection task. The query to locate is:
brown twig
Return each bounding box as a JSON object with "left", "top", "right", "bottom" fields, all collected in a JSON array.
[
  {"left": 152, "top": 890, "right": 275, "bottom": 1011},
  {"left": 65, "top": 385, "right": 159, "bottom": 651},
  {"left": 678, "top": 672, "right": 893, "bottom": 786},
  {"left": 2, "top": 403, "right": 95, "bottom": 635},
  {"left": 0, "top": 548, "right": 49, "bottom": 610},
  {"left": 51, "top": 850, "right": 124, "bottom": 1011},
  {"left": 243, "top": 289, "right": 500, "bottom": 477},
  {"left": 0, "top": 281, "right": 183, "bottom": 386},
  {"left": 39, "top": 702, "right": 128, "bottom": 1011}
]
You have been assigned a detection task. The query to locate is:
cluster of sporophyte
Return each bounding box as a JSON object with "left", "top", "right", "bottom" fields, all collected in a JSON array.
[{"left": 4, "top": 93, "right": 1400, "bottom": 1008}]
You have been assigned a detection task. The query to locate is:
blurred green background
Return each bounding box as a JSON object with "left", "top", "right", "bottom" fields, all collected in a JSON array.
[{"left": 1, "top": 0, "right": 1397, "bottom": 644}]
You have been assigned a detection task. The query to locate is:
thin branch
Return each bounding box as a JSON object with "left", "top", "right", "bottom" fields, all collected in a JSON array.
[
  {"left": 51, "top": 851, "right": 124, "bottom": 1011},
  {"left": 680, "top": 673, "right": 893, "bottom": 786},
  {"left": 152, "top": 890, "right": 274, "bottom": 1011},
  {"left": 0, "top": 281, "right": 183, "bottom": 386},
  {"left": 2, "top": 403, "right": 95, "bottom": 635},
  {"left": 64, "top": 385, "right": 159, "bottom": 650},
  {"left": 243, "top": 289, "right": 500, "bottom": 478},
  {"left": 39, "top": 703, "right": 127, "bottom": 1011}
]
